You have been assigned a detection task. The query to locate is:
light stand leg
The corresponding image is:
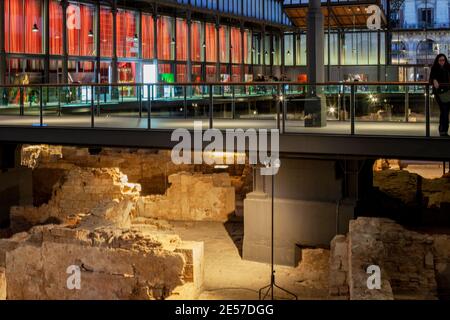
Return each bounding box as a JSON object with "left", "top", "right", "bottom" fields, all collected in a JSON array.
[{"left": 258, "top": 173, "right": 298, "bottom": 300}]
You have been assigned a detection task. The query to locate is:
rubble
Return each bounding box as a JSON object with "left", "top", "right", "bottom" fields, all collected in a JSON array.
[
  {"left": 329, "top": 217, "right": 450, "bottom": 300},
  {"left": 374, "top": 169, "right": 450, "bottom": 209}
]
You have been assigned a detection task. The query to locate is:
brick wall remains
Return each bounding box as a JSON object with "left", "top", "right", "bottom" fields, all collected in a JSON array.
[{"left": 330, "top": 217, "right": 447, "bottom": 300}]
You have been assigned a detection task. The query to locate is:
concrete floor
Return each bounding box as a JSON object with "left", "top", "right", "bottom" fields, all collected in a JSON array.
[
  {"left": 0, "top": 114, "right": 440, "bottom": 137},
  {"left": 170, "top": 220, "right": 329, "bottom": 300}
]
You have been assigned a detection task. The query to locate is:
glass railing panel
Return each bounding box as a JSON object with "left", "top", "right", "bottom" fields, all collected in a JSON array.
[
  {"left": 284, "top": 84, "right": 351, "bottom": 134},
  {"left": 44, "top": 85, "right": 94, "bottom": 128},
  {"left": 230, "top": 84, "right": 278, "bottom": 130},
  {"left": 0, "top": 87, "right": 22, "bottom": 116},
  {"left": 354, "top": 84, "right": 427, "bottom": 137}
]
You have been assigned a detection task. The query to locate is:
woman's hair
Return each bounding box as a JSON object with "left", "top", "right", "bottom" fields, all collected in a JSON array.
[{"left": 432, "top": 53, "right": 450, "bottom": 70}]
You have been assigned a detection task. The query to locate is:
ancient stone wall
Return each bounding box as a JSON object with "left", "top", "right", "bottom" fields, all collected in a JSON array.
[
  {"left": 374, "top": 170, "right": 450, "bottom": 210},
  {"left": 329, "top": 217, "right": 450, "bottom": 300},
  {"left": 136, "top": 172, "right": 235, "bottom": 222},
  {"left": 2, "top": 224, "right": 203, "bottom": 300},
  {"left": 433, "top": 234, "right": 450, "bottom": 300},
  {"left": 9, "top": 167, "right": 141, "bottom": 233},
  {"left": 0, "top": 267, "right": 5, "bottom": 300},
  {"left": 21, "top": 145, "right": 252, "bottom": 205},
  {"left": 329, "top": 235, "right": 349, "bottom": 299},
  {"left": 1, "top": 165, "right": 205, "bottom": 300}
]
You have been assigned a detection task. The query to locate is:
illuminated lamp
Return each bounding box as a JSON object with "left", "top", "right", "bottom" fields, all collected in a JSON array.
[
  {"left": 32, "top": 24, "right": 39, "bottom": 33},
  {"left": 88, "top": 30, "right": 94, "bottom": 38}
]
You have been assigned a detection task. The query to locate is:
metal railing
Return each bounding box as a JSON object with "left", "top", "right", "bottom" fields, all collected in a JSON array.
[{"left": 0, "top": 81, "right": 441, "bottom": 137}]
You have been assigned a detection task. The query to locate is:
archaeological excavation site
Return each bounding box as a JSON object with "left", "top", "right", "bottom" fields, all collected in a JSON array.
[{"left": 0, "top": 144, "right": 448, "bottom": 301}]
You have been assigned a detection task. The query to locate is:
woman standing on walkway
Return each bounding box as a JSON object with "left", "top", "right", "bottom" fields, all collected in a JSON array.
[{"left": 430, "top": 53, "right": 450, "bottom": 137}]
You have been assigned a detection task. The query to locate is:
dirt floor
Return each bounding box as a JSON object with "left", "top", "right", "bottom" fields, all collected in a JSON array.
[{"left": 170, "top": 220, "right": 329, "bottom": 300}]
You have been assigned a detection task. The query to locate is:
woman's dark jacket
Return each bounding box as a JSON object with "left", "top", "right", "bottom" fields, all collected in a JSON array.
[{"left": 429, "top": 65, "right": 450, "bottom": 94}]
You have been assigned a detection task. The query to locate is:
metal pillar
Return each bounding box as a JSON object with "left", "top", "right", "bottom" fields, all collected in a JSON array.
[
  {"left": 111, "top": 1, "right": 118, "bottom": 85},
  {"left": 0, "top": 0, "right": 6, "bottom": 85},
  {"left": 187, "top": 11, "right": 192, "bottom": 83},
  {"left": 215, "top": 16, "right": 220, "bottom": 82},
  {"left": 61, "top": 0, "right": 69, "bottom": 84},
  {"left": 306, "top": 0, "right": 326, "bottom": 127},
  {"left": 44, "top": 0, "right": 50, "bottom": 83},
  {"left": 96, "top": 1, "right": 101, "bottom": 83},
  {"left": 307, "top": 0, "right": 325, "bottom": 85}
]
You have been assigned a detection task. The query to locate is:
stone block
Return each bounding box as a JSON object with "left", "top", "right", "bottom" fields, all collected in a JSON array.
[
  {"left": 5, "top": 226, "right": 203, "bottom": 300},
  {"left": 0, "top": 267, "right": 6, "bottom": 300}
]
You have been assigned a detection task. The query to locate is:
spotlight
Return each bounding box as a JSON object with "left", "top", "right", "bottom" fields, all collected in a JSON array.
[
  {"left": 134, "top": 34, "right": 139, "bottom": 42},
  {"left": 88, "top": 30, "right": 94, "bottom": 38},
  {"left": 32, "top": 23, "right": 39, "bottom": 33}
]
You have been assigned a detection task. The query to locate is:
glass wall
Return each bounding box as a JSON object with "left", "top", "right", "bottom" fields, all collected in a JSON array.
[
  {"left": 5, "top": 0, "right": 43, "bottom": 54},
  {"left": 67, "top": 2, "right": 96, "bottom": 57},
  {"left": 158, "top": 16, "right": 175, "bottom": 61},
  {"left": 116, "top": 9, "right": 139, "bottom": 58},
  {"left": 219, "top": 26, "right": 230, "bottom": 63},
  {"left": 0, "top": 0, "right": 419, "bottom": 85},
  {"left": 176, "top": 19, "right": 188, "bottom": 61},
  {"left": 191, "top": 21, "right": 204, "bottom": 62},
  {"left": 50, "top": 0, "right": 63, "bottom": 55},
  {"left": 100, "top": 7, "right": 113, "bottom": 57},
  {"left": 205, "top": 23, "right": 217, "bottom": 63},
  {"left": 142, "top": 14, "right": 155, "bottom": 60}
]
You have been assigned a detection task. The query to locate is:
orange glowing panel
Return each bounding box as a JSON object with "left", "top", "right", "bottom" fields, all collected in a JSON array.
[{"left": 142, "top": 14, "right": 154, "bottom": 59}]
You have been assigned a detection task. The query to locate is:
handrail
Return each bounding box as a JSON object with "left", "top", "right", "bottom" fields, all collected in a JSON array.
[
  {"left": 0, "top": 81, "right": 439, "bottom": 138},
  {"left": 0, "top": 81, "right": 433, "bottom": 88}
]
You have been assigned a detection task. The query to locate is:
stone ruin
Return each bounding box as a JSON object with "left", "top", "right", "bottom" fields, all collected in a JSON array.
[
  {"left": 2, "top": 152, "right": 244, "bottom": 300},
  {"left": 0, "top": 165, "right": 208, "bottom": 300},
  {"left": 10, "top": 167, "right": 235, "bottom": 233},
  {"left": 0, "top": 145, "right": 242, "bottom": 300},
  {"left": 20, "top": 145, "right": 251, "bottom": 205},
  {"left": 329, "top": 217, "right": 450, "bottom": 300}
]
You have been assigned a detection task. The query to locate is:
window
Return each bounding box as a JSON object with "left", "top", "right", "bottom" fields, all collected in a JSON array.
[
  {"left": 116, "top": 9, "right": 139, "bottom": 58},
  {"left": 142, "top": 14, "right": 155, "bottom": 59},
  {"left": 205, "top": 23, "right": 217, "bottom": 63},
  {"left": 231, "top": 27, "right": 242, "bottom": 64},
  {"left": 157, "top": 16, "right": 174, "bottom": 60},
  {"left": 191, "top": 21, "right": 204, "bottom": 62},
  {"left": 67, "top": 3, "right": 96, "bottom": 57},
  {"left": 5, "top": 0, "right": 43, "bottom": 54},
  {"left": 50, "top": 0, "right": 62, "bottom": 55},
  {"left": 100, "top": 7, "right": 113, "bottom": 57},
  {"left": 419, "top": 8, "right": 433, "bottom": 27},
  {"left": 176, "top": 19, "right": 188, "bottom": 61},
  {"left": 219, "top": 26, "right": 229, "bottom": 63}
]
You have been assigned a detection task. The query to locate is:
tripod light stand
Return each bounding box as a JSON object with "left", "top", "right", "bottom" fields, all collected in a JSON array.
[{"left": 258, "top": 165, "right": 297, "bottom": 300}]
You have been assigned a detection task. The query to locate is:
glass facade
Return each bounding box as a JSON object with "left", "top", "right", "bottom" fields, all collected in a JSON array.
[{"left": 3, "top": 0, "right": 450, "bottom": 85}]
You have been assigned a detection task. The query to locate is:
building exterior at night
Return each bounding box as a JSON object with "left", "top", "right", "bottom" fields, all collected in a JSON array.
[{"left": 0, "top": 0, "right": 449, "bottom": 86}]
